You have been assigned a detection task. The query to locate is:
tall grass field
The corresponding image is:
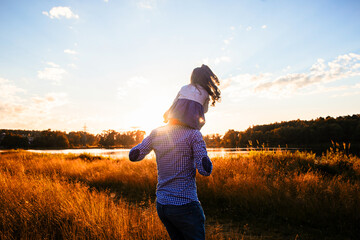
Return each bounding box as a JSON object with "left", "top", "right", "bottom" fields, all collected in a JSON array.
[{"left": 0, "top": 149, "right": 359, "bottom": 239}]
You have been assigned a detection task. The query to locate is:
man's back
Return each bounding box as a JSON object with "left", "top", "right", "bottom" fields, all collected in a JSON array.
[{"left": 129, "top": 124, "right": 212, "bottom": 205}]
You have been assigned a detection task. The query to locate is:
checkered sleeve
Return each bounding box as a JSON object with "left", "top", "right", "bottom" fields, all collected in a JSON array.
[
  {"left": 192, "top": 130, "right": 213, "bottom": 176},
  {"left": 129, "top": 131, "right": 154, "bottom": 162}
]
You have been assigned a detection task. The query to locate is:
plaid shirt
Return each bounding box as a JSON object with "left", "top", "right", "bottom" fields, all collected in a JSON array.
[{"left": 129, "top": 124, "right": 212, "bottom": 205}]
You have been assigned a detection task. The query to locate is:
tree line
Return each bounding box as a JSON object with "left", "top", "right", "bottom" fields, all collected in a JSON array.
[
  {"left": 204, "top": 114, "right": 360, "bottom": 152},
  {"left": 0, "top": 129, "right": 145, "bottom": 149},
  {"left": 1, "top": 114, "right": 359, "bottom": 151}
]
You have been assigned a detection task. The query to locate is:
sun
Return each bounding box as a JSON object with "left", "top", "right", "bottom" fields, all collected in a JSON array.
[{"left": 131, "top": 97, "right": 170, "bottom": 135}]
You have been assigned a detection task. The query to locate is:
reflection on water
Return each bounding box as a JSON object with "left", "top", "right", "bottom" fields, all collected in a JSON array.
[
  {"left": 27, "top": 148, "right": 251, "bottom": 159},
  {"left": 27, "top": 148, "right": 146, "bottom": 159},
  {"left": 207, "top": 148, "right": 249, "bottom": 157}
]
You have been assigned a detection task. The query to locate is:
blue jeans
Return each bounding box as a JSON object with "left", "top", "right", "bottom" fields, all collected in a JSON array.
[{"left": 156, "top": 201, "right": 206, "bottom": 240}]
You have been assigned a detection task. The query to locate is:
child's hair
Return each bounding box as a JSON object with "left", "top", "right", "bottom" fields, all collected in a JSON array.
[{"left": 190, "top": 64, "right": 221, "bottom": 106}]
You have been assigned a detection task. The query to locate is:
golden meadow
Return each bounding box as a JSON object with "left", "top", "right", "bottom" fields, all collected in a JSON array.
[{"left": 0, "top": 148, "right": 359, "bottom": 239}]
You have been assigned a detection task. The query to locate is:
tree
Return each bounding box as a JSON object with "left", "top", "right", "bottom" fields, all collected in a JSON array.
[
  {"left": 68, "top": 132, "right": 82, "bottom": 147},
  {"left": 204, "top": 134, "right": 222, "bottom": 148},
  {"left": 99, "top": 130, "right": 116, "bottom": 147},
  {"left": 1, "top": 133, "right": 29, "bottom": 149},
  {"left": 133, "top": 130, "right": 146, "bottom": 144},
  {"left": 31, "top": 130, "right": 69, "bottom": 148},
  {"left": 222, "top": 130, "right": 240, "bottom": 148}
]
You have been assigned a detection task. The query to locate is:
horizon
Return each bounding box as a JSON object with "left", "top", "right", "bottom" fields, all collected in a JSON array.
[
  {"left": 1, "top": 112, "right": 358, "bottom": 136},
  {"left": 1, "top": 0, "right": 360, "bottom": 135}
]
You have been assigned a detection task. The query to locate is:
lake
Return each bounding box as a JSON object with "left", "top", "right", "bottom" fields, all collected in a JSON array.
[{"left": 26, "top": 148, "right": 251, "bottom": 159}]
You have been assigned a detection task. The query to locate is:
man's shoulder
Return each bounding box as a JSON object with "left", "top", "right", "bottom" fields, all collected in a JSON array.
[{"left": 152, "top": 125, "right": 202, "bottom": 136}]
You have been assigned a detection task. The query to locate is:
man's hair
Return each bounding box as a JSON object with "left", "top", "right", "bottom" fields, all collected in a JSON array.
[{"left": 190, "top": 64, "right": 221, "bottom": 106}]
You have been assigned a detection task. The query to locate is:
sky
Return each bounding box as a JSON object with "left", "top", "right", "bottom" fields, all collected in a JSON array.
[{"left": 1, "top": 0, "right": 360, "bottom": 135}]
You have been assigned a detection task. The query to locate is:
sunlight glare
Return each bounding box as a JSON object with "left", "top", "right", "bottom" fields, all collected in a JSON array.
[{"left": 131, "top": 96, "right": 170, "bottom": 135}]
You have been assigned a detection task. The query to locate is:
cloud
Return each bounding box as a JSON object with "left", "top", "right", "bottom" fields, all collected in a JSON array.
[
  {"left": 222, "top": 53, "right": 360, "bottom": 100},
  {"left": 68, "top": 63, "right": 77, "bottom": 69},
  {"left": 64, "top": 49, "right": 78, "bottom": 55},
  {"left": 118, "top": 76, "right": 149, "bottom": 98},
  {"left": 0, "top": 78, "right": 68, "bottom": 129},
  {"left": 246, "top": 26, "right": 252, "bottom": 31},
  {"left": 282, "top": 65, "right": 291, "bottom": 72},
  {"left": 330, "top": 83, "right": 360, "bottom": 97},
  {"left": 201, "top": 56, "right": 231, "bottom": 66},
  {"left": 261, "top": 25, "right": 267, "bottom": 29},
  {"left": 201, "top": 58, "right": 210, "bottom": 65},
  {"left": 104, "top": 0, "right": 109, "bottom": 2},
  {"left": 223, "top": 37, "right": 233, "bottom": 45},
  {"left": 254, "top": 53, "right": 360, "bottom": 93},
  {"left": 47, "top": 62, "right": 60, "bottom": 67},
  {"left": 37, "top": 62, "right": 67, "bottom": 84},
  {"left": 332, "top": 91, "right": 360, "bottom": 98},
  {"left": 31, "top": 93, "right": 68, "bottom": 109},
  {"left": 352, "top": 63, "right": 360, "bottom": 69},
  {"left": 214, "top": 56, "right": 231, "bottom": 65},
  {"left": 0, "top": 78, "right": 26, "bottom": 100},
  {"left": 42, "top": 6, "right": 79, "bottom": 19},
  {"left": 137, "top": 0, "right": 157, "bottom": 9},
  {"left": 220, "top": 78, "right": 232, "bottom": 90}
]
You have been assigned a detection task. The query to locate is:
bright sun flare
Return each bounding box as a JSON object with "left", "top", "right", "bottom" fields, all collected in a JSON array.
[{"left": 131, "top": 97, "right": 170, "bottom": 135}]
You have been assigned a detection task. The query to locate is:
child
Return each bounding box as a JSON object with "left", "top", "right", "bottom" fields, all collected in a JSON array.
[{"left": 164, "top": 64, "right": 221, "bottom": 130}]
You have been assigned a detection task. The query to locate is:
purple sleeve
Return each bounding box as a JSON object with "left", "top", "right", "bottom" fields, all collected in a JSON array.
[
  {"left": 129, "top": 131, "right": 154, "bottom": 162},
  {"left": 191, "top": 131, "right": 213, "bottom": 176}
]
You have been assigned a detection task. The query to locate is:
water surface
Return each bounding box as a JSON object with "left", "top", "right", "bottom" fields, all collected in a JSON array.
[{"left": 26, "top": 148, "right": 249, "bottom": 159}]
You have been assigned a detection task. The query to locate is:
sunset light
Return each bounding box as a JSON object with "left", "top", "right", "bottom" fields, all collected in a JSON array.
[
  {"left": 1, "top": 1, "right": 360, "bottom": 239},
  {"left": 0, "top": 0, "right": 359, "bottom": 135},
  {"left": 128, "top": 96, "right": 170, "bottom": 135}
]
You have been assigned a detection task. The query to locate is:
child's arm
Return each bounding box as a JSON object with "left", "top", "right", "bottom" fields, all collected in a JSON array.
[{"left": 129, "top": 131, "right": 154, "bottom": 162}]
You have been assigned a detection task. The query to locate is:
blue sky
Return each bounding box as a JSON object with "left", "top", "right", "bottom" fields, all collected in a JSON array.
[{"left": 1, "top": 0, "right": 360, "bottom": 135}]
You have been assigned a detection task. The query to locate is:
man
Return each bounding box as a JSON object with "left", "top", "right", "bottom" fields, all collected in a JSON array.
[{"left": 129, "top": 120, "right": 213, "bottom": 240}]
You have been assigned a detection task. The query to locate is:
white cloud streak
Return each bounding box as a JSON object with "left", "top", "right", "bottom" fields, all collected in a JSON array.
[
  {"left": 214, "top": 56, "right": 231, "bottom": 65},
  {"left": 137, "top": 0, "right": 157, "bottom": 9},
  {"left": 42, "top": 6, "right": 79, "bottom": 19},
  {"left": 0, "top": 78, "right": 26, "bottom": 100},
  {"left": 202, "top": 56, "right": 231, "bottom": 66},
  {"left": 118, "top": 76, "right": 149, "bottom": 98},
  {"left": 0, "top": 78, "right": 68, "bottom": 129},
  {"left": 222, "top": 53, "right": 360, "bottom": 100},
  {"left": 64, "top": 49, "right": 78, "bottom": 55},
  {"left": 37, "top": 62, "right": 67, "bottom": 84},
  {"left": 68, "top": 63, "right": 77, "bottom": 69},
  {"left": 255, "top": 53, "right": 360, "bottom": 93}
]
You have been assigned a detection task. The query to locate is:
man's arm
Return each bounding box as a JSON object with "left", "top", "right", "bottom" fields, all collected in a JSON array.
[
  {"left": 192, "top": 131, "right": 213, "bottom": 176},
  {"left": 129, "top": 131, "right": 154, "bottom": 162}
]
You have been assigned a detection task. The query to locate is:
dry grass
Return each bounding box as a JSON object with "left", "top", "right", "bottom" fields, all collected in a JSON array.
[
  {"left": 198, "top": 150, "right": 360, "bottom": 233},
  {"left": 0, "top": 149, "right": 359, "bottom": 239},
  {"left": 0, "top": 169, "right": 168, "bottom": 239},
  {"left": 0, "top": 151, "right": 244, "bottom": 240}
]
